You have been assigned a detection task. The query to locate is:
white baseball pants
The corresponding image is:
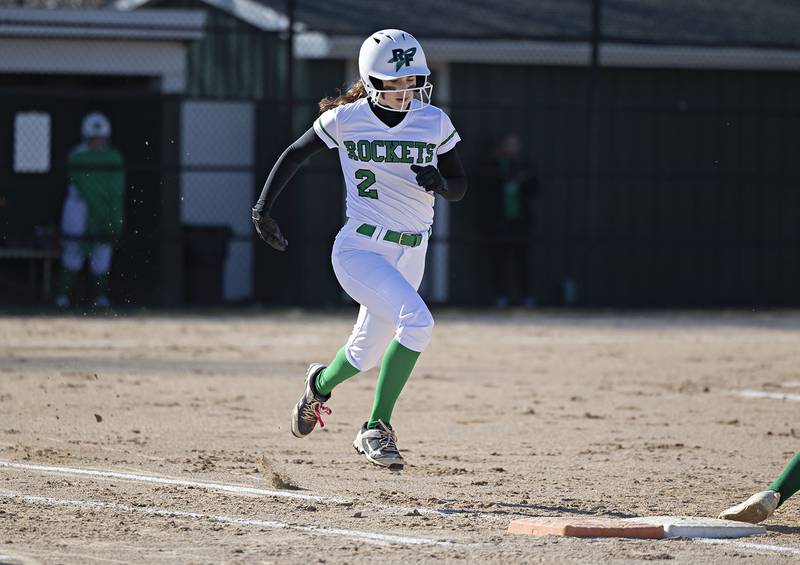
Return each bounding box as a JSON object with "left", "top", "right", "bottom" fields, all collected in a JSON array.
[
  {"left": 332, "top": 219, "right": 433, "bottom": 372},
  {"left": 60, "top": 185, "right": 112, "bottom": 275}
]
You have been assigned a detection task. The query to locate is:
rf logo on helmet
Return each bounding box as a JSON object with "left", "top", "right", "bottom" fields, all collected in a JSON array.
[{"left": 388, "top": 48, "right": 417, "bottom": 72}]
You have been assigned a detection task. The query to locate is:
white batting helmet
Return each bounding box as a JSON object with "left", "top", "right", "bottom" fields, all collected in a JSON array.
[
  {"left": 81, "top": 112, "right": 111, "bottom": 139},
  {"left": 358, "top": 29, "right": 433, "bottom": 112}
]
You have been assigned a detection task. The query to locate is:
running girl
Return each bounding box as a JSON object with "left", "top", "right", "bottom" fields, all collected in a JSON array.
[{"left": 252, "top": 29, "right": 467, "bottom": 469}]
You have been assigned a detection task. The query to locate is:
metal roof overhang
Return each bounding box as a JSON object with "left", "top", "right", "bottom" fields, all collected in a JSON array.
[
  {"left": 0, "top": 7, "right": 205, "bottom": 41},
  {"left": 0, "top": 8, "right": 206, "bottom": 92},
  {"left": 297, "top": 33, "right": 800, "bottom": 71}
]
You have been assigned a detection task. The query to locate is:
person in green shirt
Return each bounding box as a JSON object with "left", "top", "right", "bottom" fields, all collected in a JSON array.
[
  {"left": 487, "top": 134, "right": 539, "bottom": 308},
  {"left": 719, "top": 450, "right": 800, "bottom": 523},
  {"left": 55, "top": 112, "right": 125, "bottom": 310}
]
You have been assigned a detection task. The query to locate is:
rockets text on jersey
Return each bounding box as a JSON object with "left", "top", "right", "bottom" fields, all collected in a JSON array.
[{"left": 313, "top": 97, "right": 460, "bottom": 233}]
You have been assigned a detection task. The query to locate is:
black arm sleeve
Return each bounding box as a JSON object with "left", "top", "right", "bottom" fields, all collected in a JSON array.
[
  {"left": 254, "top": 126, "right": 328, "bottom": 213},
  {"left": 437, "top": 147, "right": 468, "bottom": 202}
]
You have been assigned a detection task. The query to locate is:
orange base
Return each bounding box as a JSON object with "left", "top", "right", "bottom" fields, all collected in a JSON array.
[{"left": 508, "top": 517, "right": 665, "bottom": 539}]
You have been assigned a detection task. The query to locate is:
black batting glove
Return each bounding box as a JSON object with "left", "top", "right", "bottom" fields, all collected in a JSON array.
[
  {"left": 410, "top": 164, "right": 448, "bottom": 196},
  {"left": 251, "top": 207, "right": 288, "bottom": 251}
]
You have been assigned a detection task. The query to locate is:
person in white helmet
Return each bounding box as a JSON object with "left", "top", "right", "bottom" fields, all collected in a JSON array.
[
  {"left": 252, "top": 29, "right": 467, "bottom": 469},
  {"left": 55, "top": 112, "right": 125, "bottom": 310}
]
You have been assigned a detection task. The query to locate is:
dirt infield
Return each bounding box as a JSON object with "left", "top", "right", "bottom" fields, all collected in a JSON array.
[{"left": 1, "top": 311, "right": 799, "bottom": 564}]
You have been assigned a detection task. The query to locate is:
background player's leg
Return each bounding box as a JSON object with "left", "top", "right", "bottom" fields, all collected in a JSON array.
[
  {"left": 56, "top": 240, "right": 85, "bottom": 307},
  {"left": 89, "top": 243, "right": 113, "bottom": 307},
  {"left": 57, "top": 187, "right": 89, "bottom": 308},
  {"left": 768, "top": 450, "right": 800, "bottom": 507}
]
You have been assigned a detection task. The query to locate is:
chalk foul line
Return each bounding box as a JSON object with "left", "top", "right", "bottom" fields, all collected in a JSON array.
[
  {"left": 733, "top": 389, "right": 800, "bottom": 402},
  {"left": 697, "top": 538, "right": 800, "bottom": 555},
  {"left": 0, "top": 460, "right": 344, "bottom": 503},
  {"left": 0, "top": 459, "right": 501, "bottom": 520},
  {"left": 4, "top": 461, "right": 800, "bottom": 555},
  {"left": 0, "top": 490, "right": 475, "bottom": 549}
]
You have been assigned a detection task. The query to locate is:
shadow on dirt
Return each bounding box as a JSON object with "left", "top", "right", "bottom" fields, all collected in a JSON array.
[{"left": 766, "top": 524, "right": 800, "bottom": 535}]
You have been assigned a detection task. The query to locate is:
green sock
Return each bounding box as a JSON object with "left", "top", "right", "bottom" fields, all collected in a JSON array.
[
  {"left": 315, "top": 347, "right": 359, "bottom": 396},
  {"left": 768, "top": 451, "right": 800, "bottom": 508},
  {"left": 91, "top": 273, "right": 110, "bottom": 298},
  {"left": 58, "top": 266, "right": 78, "bottom": 297},
  {"left": 367, "top": 340, "right": 420, "bottom": 429}
]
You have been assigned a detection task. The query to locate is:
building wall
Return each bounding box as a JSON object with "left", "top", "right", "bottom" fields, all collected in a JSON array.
[
  {"left": 180, "top": 100, "right": 255, "bottom": 302},
  {"left": 253, "top": 58, "right": 347, "bottom": 306},
  {"left": 0, "top": 38, "right": 190, "bottom": 92},
  {"left": 162, "top": 0, "right": 284, "bottom": 99},
  {"left": 450, "top": 63, "right": 800, "bottom": 306}
]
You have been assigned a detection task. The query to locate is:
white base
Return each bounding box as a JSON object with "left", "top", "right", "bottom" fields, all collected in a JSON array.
[{"left": 627, "top": 516, "right": 766, "bottom": 539}]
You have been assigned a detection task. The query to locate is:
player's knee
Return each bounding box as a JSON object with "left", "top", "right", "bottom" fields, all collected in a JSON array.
[
  {"left": 89, "top": 245, "right": 112, "bottom": 275},
  {"left": 345, "top": 327, "right": 386, "bottom": 371},
  {"left": 396, "top": 302, "right": 434, "bottom": 352},
  {"left": 62, "top": 244, "right": 84, "bottom": 272},
  {"left": 345, "top": 345, "right": 382, "bottom": 372},
  {"left": 417, "top": 307, "right": 435, "bottom": 333}
]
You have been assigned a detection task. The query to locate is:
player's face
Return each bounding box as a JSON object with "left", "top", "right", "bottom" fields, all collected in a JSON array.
[
  {"left": 87, "top": 137, "right": 109, "bottom": 149},
  {"left": 379, "top": 75, "right": 418, "bottom": 110}
]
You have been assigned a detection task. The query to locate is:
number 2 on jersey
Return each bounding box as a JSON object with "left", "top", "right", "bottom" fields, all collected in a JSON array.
[{"left": 355, "top": 169, "right": 378, "bottom": 200}]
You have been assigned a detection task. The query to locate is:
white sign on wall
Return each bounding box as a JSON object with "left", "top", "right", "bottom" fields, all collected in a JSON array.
[{"left": 14, "top": 112, "right": 51, "bottom": 173}]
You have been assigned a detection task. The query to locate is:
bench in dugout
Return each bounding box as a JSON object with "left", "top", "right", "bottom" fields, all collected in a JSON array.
[{"left": 0, "top": 247, "right": 61, "bottom": 302}]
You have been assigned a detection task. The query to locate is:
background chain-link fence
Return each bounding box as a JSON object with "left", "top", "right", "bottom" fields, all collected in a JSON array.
[{"left": 1, "top": 0, "right": 799, "bottom": 308}]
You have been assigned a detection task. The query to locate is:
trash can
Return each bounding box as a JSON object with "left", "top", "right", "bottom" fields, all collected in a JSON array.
[{"left": 182, "top": 225, "right": 233, "bottom": 305}]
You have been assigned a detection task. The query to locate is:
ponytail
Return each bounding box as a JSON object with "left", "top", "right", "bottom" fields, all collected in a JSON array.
[{"left": 319, "top": 80, "right": 368, "bottom": 113}]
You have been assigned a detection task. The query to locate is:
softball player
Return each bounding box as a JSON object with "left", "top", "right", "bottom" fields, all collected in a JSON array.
[
  {"left": 55, "top": 112, "right": 125, "bottom": 310},
  {"left": 252, "top": 29, "right": 466, "bottom": 470},
  {"left": 719, "top": 450, "right": 800, "bottom": 523}
]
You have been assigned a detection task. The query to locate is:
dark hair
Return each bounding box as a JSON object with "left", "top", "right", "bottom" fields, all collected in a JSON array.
[{"left": 319, "top": 79, "right": 368, "bottom": 113}]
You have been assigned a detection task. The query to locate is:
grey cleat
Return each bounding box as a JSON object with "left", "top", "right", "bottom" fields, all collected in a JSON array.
[
  {"left": 719, "top": 490, "right": 780, "bottom": 523},
  {"left": 290, "top": 363, "right": 332, "bottom": 438},
  {"left": 353, "top": 420, "right": 404, "bottom": 470}
]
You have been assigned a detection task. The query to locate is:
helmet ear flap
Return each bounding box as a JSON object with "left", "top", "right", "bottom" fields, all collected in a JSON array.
[{"left": 415, "top": 76, "right": 425, "bottom": 88}]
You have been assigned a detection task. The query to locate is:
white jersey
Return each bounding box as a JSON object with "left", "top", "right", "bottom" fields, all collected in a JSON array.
[{"left": 313, "top": 97, "right": 461, "bottom": 233}]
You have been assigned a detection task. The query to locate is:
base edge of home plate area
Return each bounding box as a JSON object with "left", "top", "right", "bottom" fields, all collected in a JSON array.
[{"left": 508, "top": 515, "right": 766, "bottom": 540}]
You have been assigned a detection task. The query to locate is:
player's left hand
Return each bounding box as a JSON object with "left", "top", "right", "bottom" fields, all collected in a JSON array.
[
  {"left": 410, "top": 164, "right": 448, "bottom": 196},
  {"left": 251, "top": 207, "right": 288, "bottom": 251}
]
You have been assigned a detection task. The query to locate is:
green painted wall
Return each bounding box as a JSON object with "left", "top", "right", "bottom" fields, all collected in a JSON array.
[{"left": 160, "top": 0, "right": 285, "bottom": 99}]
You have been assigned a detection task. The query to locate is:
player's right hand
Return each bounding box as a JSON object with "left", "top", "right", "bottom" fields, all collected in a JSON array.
[
  {"left": 410, "top": 164, "right": 448, "bottom": 196},
  {"left": 251, "top": 207, "right": 288, "bottom": 251}
]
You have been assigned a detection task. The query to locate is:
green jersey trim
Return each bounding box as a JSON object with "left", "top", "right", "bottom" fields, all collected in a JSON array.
[
  {"left": 317, "top": 118, "right": 338, "bottom": 147},
  {"left": 438, "top": 129, "right": 457, "bottom": 148}
]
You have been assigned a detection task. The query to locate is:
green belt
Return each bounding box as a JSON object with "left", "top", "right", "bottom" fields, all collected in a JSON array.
[{"left": 356, "top": 223, "right": 431, "bottom": 248}]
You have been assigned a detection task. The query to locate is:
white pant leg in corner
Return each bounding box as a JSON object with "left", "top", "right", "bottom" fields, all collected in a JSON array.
[
  {"left": 61, "top": 241, "right": 85, "bottom": 272},
  {"left": 61, "top": 185, "right": 87, "bottom": 237},
  {"left": 60, "top": 186, "right": 89, "bottom": 272},
  {"left": 89, "top": 243, "right": 113, "bottom": 276}
]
